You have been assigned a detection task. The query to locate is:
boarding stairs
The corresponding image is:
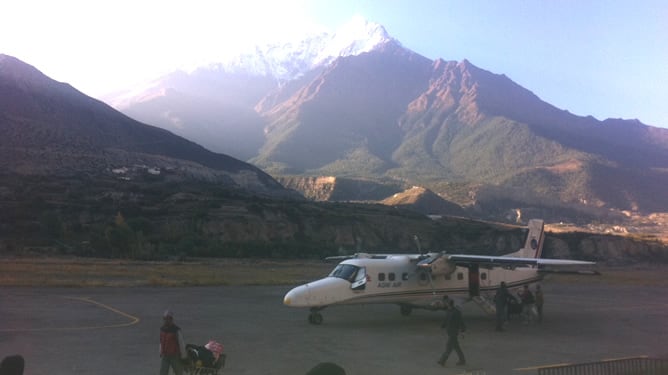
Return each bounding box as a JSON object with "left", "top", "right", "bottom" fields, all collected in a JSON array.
[{"left": 472, "top": 295, "right": 496, "bottom": 315}]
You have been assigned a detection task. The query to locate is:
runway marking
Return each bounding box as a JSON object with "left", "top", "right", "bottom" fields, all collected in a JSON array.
[
  {"left": 0, "top": 296, "right": 140, "bottom": 332},
  {"left": 514, "top": 355, "right": 650, "bottom": 371}
]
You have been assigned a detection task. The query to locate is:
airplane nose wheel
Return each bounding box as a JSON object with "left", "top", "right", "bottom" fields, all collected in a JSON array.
[
  {"left": 308, "top": 308, "right": 324, "bottom": 325},
  {"left": 308, "top": 312, "right": 323, "bottom": 325}
]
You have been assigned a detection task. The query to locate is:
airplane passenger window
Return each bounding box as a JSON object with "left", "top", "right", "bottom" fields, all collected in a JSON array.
[
  {"left": 402, "top": 272, "right": 408, "bottom": 281},
  {"left": 457, "top": 273, "right": 463, "bottom": 280},
  {"left": 481, "top": 273, "right": 487, "bottom": 280},
  {"left": 378, "top": 273, "right": 386, "bottom": 281},
  {"left": 388, "top": 273, "right": 395, "bottom": 281}
]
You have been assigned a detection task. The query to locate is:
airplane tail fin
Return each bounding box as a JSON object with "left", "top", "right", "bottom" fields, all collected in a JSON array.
[{"left": 508, "top": 219, "right": 545, "bottom": 259}]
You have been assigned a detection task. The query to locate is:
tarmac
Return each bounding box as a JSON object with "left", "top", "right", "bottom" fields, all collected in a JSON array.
[{"left": 1, "top": 277, "right": 667, "bottom": 375}]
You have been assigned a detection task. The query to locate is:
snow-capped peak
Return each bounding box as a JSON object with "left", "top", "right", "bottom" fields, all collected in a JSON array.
[
  {"left": 193, "top": 17, "right": 396, "bottom": 81},
  {"left": 315, "top": 15, "right": 393, "bottom": 64}
]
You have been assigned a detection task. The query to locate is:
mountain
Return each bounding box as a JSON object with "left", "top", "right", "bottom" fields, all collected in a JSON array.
[
  {"left": 252, "top": 40, "right": 432, "bottom": 174},
  {"left": 105, "top": 17, "right": 396, "bottom": 159},
  {"left": 3, "top": 55, "right": 666, "bottom": 261},
  {"left": 0, "top": 53, "right": 315, "bottom": 259},
  {"left": 277, "top": 176, "right": 403, "bottom": 201},
  {"left": 105, "top": 19, "right": 668, "bottom": 219},
  {"left": 398, "top": 59, "right": 668, "bottom": 213},
  {"left": 380, "top": 186, "right": 466, "bottom": 216},
  {"left": 0, "top": 54, "right": 291, "bottom": 196}
]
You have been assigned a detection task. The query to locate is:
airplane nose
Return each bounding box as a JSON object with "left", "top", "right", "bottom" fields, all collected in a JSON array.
[
  {"left": 283, "top": 284, "right": 310, "bottom": 307},
  {"left": 284, "top": 278, "right": 351, "bottom": 307},
  {"left": 283, "top": 290, "right": 294, "bottom": 306}
]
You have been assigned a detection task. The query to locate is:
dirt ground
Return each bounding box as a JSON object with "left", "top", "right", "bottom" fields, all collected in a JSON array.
[
  {"left": 1, "top": 256, "right": 667, "bottom": 287},
  {"left": 1, "top": 265, "right": 667, "bottom": 375}
]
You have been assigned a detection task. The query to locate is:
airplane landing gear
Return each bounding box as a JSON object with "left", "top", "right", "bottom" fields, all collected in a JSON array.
[
  {"left": 400, "top": 304, "right": 413, "bottom": 316},
  {"left": 308, "top": 307, "right": 325, "bottom": 325},
  {"left": 308, "top": 312, "right": 323, "bottom": 325}
]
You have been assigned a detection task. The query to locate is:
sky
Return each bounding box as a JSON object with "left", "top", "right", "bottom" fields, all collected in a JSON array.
[{"left": 2, "top": 0, "right": 667, "bottom": 128}]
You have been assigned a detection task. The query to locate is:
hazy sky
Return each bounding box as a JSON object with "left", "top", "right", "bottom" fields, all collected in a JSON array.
[{"left": 2, "top": 0, "right": 667, "bottom": 128}]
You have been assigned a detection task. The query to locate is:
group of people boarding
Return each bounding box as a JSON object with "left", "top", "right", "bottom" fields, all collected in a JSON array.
[{"left": 494, "top": 282, "right": 544, "bottom": 331}]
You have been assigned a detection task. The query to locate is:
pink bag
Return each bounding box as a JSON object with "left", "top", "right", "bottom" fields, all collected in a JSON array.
[{"left": 204, "top": 340, "right": 224, "bottom": 360}]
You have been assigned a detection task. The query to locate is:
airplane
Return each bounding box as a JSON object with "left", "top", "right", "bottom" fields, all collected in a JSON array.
[{"left": 283, "top": 219, "right": 596, "bottom": 324}]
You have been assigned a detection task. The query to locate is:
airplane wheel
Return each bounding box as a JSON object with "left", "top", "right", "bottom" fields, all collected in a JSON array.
[
  {"left": 309, "top": 312, "right": 323, "bottom": 325},
  {"left": 400, "top": 305, "right": 412, "bottom": 316}
]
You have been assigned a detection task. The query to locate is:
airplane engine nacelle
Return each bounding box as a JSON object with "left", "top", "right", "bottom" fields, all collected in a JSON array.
[
  {"left": 429, "top": 257, "right": 456, "bottom": 277},
  {"left": 418, "top": 254, "right": 456, "bottom": 277}
]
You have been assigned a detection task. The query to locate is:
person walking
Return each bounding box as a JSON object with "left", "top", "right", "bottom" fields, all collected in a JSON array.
[
  {"left": 518, "top": 285, "right": 536, "bottom": 324},
  {"left": 493, "top": 281, "right": 510, "bottom": 331},
  {"left": 437, "top": 299, "right": 466, "bottom": 367},
  {"left": 160, "top": 310, "right": 187, "bottom": 375},
  {"left": 535, "top": 285, "right": 544, "bottom": 323}
]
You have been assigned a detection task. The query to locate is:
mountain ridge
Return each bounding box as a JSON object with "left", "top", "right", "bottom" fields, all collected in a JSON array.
[
  {"left": 3, "top": 54, "right": 668, "bottom": 261},
  {"left": 98, "top": 20, "right": 668, "bottom": 218},
  {"left": 0, "top": 54, "right": 292, "bottom": 196}
]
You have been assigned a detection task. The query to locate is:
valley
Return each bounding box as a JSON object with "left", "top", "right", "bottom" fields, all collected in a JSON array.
[{"left": 1, "top": 18, "right": 667, "bottom": 263}]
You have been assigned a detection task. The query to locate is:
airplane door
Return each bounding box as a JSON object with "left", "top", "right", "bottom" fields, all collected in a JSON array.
[
  {"left": 468, "top": 264, "right": 480, "bottom": 297},
  {"left": 351, "top": 267, "right": 367, "bottom": 291}
]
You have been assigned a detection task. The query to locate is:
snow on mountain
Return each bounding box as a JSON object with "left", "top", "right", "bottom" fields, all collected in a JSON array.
[
  {"left": 104, "top": 17, "right": 397, "bottom": 109},
  {"left": 314, "top": 15, "right": 395, "bottom": 65},
  {"left": 191, "top": 16, "right": 395, "bottom": 82}
]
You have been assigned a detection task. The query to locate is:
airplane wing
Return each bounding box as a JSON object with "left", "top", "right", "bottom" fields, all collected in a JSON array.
[
  {"left": 324, "top": 255, "right": 356, "bottom": 262},
  {"left": 445, "top": 254, "right": 595, "bottom": 267},
  {"left": 417, "top": 253, "right": 595, "bottom": 276},
  {"left": 326, "top": 253, "right": 430, "bottom": 262}
]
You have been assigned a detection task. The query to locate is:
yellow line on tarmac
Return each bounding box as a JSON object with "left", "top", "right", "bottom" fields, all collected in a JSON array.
[
  {"left": 0, "top": 296, "right": 140, "bottom": 332},
  {"left": 65, "top": 296, "right": 141, "bottom": 328}
]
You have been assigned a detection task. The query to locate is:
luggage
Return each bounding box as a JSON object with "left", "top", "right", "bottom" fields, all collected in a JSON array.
[
  {"left": 185, "top": 342, "right": 226, "bottom": 374},
  {"left": 507, "top": 297, "right": 523, "bottom": 318},
  {"left": 186, "top": 344, "right": 216, "bottom": 368}
]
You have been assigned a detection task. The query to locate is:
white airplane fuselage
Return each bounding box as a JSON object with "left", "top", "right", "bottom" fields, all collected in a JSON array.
[
  {"left": 283, "top": 254, "right": 541, "bottom": 309},
  {"left": 283, "top": 219, "right": 594, "bottom": 324}
]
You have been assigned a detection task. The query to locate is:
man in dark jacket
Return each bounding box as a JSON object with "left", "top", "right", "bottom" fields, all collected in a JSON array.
[
  {"left": 437, "top": 299, "right": 466, "bottom": 367},
  {"left": 160, "top": 310, "right": 186, "bottom": 375},
  {"left": 0, "top": 355, "right": 24, "bottom": 375},
  {"left": 305, "top": 362, "right": 347, "bottom": 375}
]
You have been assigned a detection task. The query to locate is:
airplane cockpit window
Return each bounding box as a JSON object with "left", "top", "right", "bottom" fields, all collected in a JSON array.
[{"left": 329, "top": 264, "right": 360, "bottom": 282}]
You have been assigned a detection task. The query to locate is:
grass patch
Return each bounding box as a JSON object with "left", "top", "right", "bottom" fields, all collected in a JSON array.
[
  {"left": 0, "top": 257, "right": 333, "bottom": 287},
  {"left": 3, "top": 257, "right": 666, "bottom": 288}
]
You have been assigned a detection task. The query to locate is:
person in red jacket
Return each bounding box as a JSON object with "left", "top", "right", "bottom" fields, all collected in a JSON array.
[{"left": 160, "top": 310, "right": 186, "bottom": 375}]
